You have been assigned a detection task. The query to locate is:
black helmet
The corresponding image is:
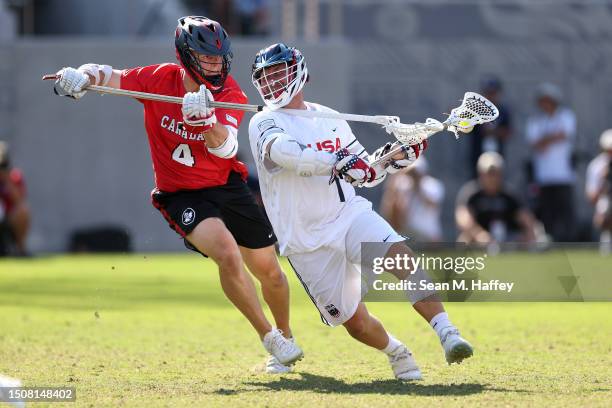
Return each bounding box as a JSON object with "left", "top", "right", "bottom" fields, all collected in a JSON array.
[{"left": 174, "top": 16, "right": 233, "bottom": 91}]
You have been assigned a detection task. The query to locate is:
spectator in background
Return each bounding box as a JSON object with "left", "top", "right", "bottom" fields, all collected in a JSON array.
[
  {"left": 525, "top": 83, "right": 576, "bottom": 241},
  {"left": 586, "top": 130, "right": 612, "bottom": 254},
  {"left": 234, "top": 0, "right": 269, "bottom": 36},
  {"left": 470, "top": 76, "right": 513, "bottom": 178},
  {"left": 0, "top": 141, "right": 30, "bottom": 256},
  {"left": 456, "top": 152, "right": 538, "bottom": 245},
  {"left": 380, "top": 157, "right": 444, "bottom": 242},
  {"left": 181, "top": 0, "right": 269, "bottom": 36}
]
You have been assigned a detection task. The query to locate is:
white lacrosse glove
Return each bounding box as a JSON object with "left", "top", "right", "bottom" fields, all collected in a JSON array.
[
  {"left": 54, "top": 67, "right": 90, "bottom": 99},
  {"left": 373, "top": 140, "right": 429, "bottom": 174},
  {"left": 182, "top": 84, "right": 217, "bottom": 129},
  {"left": 333, "top": 148, "right": 376, "bottom": 187}
]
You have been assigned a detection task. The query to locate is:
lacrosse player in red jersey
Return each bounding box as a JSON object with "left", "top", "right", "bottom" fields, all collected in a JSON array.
[
  {"left": 248, "top": 43, "right": 474, "bottom": 380},
  {"left": 52, "top": 17, "right": 303, "bottom": 371}
]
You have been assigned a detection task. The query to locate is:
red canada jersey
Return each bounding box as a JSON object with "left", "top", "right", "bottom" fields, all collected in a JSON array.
[{"left": 120, "top": 63, "right": 249, "bottom": 192}]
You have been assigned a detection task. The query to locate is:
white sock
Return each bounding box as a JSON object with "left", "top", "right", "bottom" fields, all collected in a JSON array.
[
  {"left": 381, "top": 333, "right": 403, "bottom": 355},
  {"left": 430, "top": 312, "right": 454, "bottom": 339}
]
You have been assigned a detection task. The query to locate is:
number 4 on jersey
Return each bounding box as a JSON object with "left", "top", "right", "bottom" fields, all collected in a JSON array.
[{"left": 172, "top": 144, "right": 195, "bottom": 167}]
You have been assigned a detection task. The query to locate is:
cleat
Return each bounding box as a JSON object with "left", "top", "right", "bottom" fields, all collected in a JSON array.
[
  {"left": 265, "top": 355, "right": 293, "bottom": 374},
  {"left": 0, "top": 374, "right": 25, "bottom": 408},
  {"left": 440, "top": 327, "right": 474, "bottom": 364},
  {"left": 388, "top": 344, "right": 422, "bottom": 381},
  {"left": 262, "top": 328, "right": 304, "bottom": 366}
]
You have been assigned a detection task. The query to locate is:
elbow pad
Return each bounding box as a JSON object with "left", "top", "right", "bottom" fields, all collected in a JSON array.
[
  {"left": 208, "top": 126, "right": 238, "bottom": 158},
  {"left": 77, "top": 63, "right": 113, "bottom": 86},
  {"left": 268, "top": 133, "right": 335, "bottom": 177}
]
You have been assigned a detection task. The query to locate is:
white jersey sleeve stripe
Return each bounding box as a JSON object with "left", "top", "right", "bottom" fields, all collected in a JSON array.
[{"left": 256, "top": 126, "right": 285, "bottom": 161}]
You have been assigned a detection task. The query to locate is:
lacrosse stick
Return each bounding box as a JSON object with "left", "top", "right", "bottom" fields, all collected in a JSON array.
[
  {"left": 43, "top": 74, "right": 404, "bottom": 126},
  {"left": 372, "top": 92, "right": 499, "bottom": 167}
]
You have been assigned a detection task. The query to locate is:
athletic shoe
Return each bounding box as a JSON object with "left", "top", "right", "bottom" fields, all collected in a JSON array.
[
  {"left": 440, "top": 327, "right": 474, "bottom": 364},
  {"left": 388, "top": 344, "right": 422, "bottom": 381},
  {"left": 0, "top": 374, "right": 25, "bottom": 408},
  {"left": 262, "top": 328, "right": 303, "bottom": 365},
  {"left": 265, "top": 336, "right": 296, "bottom": 373},
  {"left": 265, "top": 355, "right": 293, "bottom": 374}
]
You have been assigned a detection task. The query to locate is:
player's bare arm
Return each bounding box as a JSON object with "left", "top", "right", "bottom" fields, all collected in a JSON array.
[
  {"left": 181, "top": 56, "right": 235, "bottom": 151},
  {"left": 180, "top": 84, "right": 237, "bottom": 156}
]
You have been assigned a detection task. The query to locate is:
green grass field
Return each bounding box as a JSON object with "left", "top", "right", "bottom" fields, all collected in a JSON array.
[{"left": 0, "top": 254, "right": 610, "bottom": 407}]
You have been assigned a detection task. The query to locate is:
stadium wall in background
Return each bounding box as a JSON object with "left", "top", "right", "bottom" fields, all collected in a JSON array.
[{"left": 1, "top": 1, "right": 612, "bottom": 252}]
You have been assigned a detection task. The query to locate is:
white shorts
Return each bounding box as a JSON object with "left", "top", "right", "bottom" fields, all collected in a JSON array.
[{"left": 287, "top": 209, "right": 404, "bottom": 326}]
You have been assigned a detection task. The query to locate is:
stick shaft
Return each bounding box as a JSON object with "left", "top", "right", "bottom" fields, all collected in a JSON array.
[
  {"left": 371, "top": 122, "right": 449, "bottom": 166},
  {"left": 43, "top": 75, "right": 391, "bottom": 125},
  {"left": 276, "top": 108, "right": 390, "bottom": 125},
  {"left": 86, "top": 85, "right": 390, "bottom": 124},
  {"left": 88, "top": 84, "right": 263, "bottom": 112}
]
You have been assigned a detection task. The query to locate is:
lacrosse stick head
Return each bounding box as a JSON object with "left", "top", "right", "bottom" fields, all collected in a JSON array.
[
  {"left": 445, "top": 92, "right": 499, "bottom": 137},
  {"left": 383, "top": 118, "right": 445, "bottom": 145}
]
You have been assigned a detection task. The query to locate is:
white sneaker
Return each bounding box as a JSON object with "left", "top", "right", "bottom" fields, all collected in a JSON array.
[
  {"left": 440, "top": 327, "right": 474, "bottom": 365},
  {"left": 265, "top": 355, "right": 293, "bottom": 374},
  {"left": 0, "top": 374, "right": 25, "bottom": 408},
  {"left": 262, "top": 328, "right": 303, "bottom": 366},
  {"left": 388, "top": 345, "right": 422, "bottom": 381}
]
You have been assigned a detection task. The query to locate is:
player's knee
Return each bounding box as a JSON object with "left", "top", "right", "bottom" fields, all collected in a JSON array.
[
  {"left": 257, "top": 262, "right": 286, "bottom": 287},
  {"left": 384, "top": 242, "right": 414, "bottom": 279},
  {"left": 343, "top": 314, "right": 368, "bottom": 338},
  {"left": 210, "top": 236, "right": 242, "bottom": 276},
  {"left": 215, "top": 247, "right": 243, "bottom": 275},
  {"left": 386, "top": 241, "right": 413, "bottom": 258}
]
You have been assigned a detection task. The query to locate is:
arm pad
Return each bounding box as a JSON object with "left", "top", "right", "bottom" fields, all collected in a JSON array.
[
  {"left": 268, "top": 132, "right": 335, "bottom": 177},
  {"left": 77, "top": 63, "right": 113, "bottom": 86},
  {"left": 207, "top": 125, "right": 238, "bottom": 159}
]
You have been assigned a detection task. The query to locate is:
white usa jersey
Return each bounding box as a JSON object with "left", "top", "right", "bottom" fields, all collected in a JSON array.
[{"left": 248, "top": 102, "right": 373, "bottom": 256}]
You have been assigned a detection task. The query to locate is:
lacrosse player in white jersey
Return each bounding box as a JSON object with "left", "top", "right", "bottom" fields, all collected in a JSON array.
[{"left": 247, "top": 43, "right": 473, "bottom": 380}]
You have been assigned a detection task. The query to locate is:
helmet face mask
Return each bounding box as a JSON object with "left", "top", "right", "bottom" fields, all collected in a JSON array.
[
  {"left": 252, "top": 43, "right": 308, "bottom": 109},
  {"left": 175, "top": 16, "right": 233, "bottom": 91},
  {"left": 253, "top": 61, "right": 300, "bottom": 105},
  {"left": 191, "top": 52, "right": 226, "bottom": 84}
]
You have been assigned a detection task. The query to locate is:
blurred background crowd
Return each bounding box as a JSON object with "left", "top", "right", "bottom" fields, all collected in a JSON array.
[{"left": 1, "top": 0, "right": 611, "bottom": 256}]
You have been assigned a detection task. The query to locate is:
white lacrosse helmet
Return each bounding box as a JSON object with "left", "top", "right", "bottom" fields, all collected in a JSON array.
[{"left": 251, "top": 43, "right": 308, "bottom": 110}]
